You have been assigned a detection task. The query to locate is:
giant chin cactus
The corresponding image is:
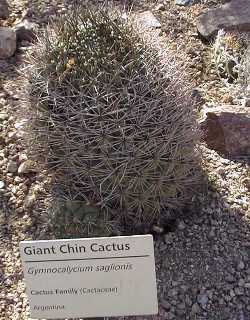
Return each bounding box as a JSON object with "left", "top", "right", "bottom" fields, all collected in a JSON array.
[{"left": 22, "top": 6, "right": 200, "bottom": 233}]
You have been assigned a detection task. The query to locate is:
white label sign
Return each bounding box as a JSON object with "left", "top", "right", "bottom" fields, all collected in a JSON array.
[{"left": 20, "top": 235, "right": 158, "bottom": 319}]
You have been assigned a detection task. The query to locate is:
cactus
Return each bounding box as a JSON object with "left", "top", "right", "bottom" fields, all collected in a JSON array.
[
  {"left": 22, "top": 7, "right": 200, "bottom": 233},
  {"left": 51, "top": 200, "right": 118, "bottom": 238}
]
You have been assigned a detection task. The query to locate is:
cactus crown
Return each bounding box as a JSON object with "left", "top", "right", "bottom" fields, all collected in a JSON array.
[{"left": 24, "top": 7, "right": 199, "bottom": 230}]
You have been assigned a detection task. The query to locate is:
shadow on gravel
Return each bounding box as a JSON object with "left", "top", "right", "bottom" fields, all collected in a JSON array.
[
  {"left": 104, "top": 179, "right": 250, "bottom": 320},
  {"left": 149, "top": 176, "right": 250, "bottom": 320}
]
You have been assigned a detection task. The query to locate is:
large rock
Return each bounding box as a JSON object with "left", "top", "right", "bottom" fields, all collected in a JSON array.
[
  {"left": 197, "top": 0, "right": 250, "bottom": 38},
  {"left": 0, "top": 0, "right": 9, "bottom": 19},
  {"left": 200, "top": 106, "right": 250, "bottom": 157},
  {"left": 0, "top": 27, "right": 16, "bottom": 58}
]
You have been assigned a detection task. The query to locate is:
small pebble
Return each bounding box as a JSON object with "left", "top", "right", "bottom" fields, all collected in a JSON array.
[
  {"left": 191, "top": 302, "right": 200, "bottom": 315},
  {"left": 0, "top": 113, "right": 8, "bottom": 121},
  {"left": 197, "top": 293, "right": 209, "bottom": 309},
  {"left": 237, "top": 261, "right": 245, "bottom": 271},
  {"left": 7, "top": 160, "right": 17, "bottom": 173}
]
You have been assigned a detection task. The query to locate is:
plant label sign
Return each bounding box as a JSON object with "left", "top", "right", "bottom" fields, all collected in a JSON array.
[{"left": 20, "top": 235, "right": 158, "bottom": 319}]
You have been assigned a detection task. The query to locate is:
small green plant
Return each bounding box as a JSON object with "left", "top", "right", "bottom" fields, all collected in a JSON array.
[
  {"left": 212, "top": 29, "right": 247, "bottom": 84},
  {"left": 22, "top": 7, "right": 200, "bottom": 235}
]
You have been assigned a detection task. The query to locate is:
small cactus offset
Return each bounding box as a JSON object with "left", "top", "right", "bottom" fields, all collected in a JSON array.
[{"left": 22, "top": 7, "right": 200, "bottom": 233}]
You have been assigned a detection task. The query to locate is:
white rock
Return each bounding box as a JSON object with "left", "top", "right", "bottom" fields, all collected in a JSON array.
[
  {"left": 14, "top": 119, "right": 26, "bottom": 129},
  {"left": 0, "top": 180, "right": 5, "bottom": 189},
  {"left": 18, "top": 160, "right": 37, "bottom": 174},
  {"left": 19, "top": 153, "right": 28, "bottom": 162},
  {"left": 137, "top": 11, "right": 161, "bottom": 29},
  {"left": 0, "top": 113, "right": 8, "bottom": 121},
  {"left": 0, "top": 27, "right": 16, "bottom": 59},
  {"left": 154, "top": 4, "right": 165, "bottom": 11}
]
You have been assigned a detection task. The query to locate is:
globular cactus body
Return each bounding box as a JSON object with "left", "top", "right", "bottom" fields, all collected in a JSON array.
[{"left": 23, "top": 7, "right": 199, "bottom": 230}]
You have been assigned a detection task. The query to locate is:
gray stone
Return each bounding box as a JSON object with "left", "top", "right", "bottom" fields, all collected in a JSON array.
[
  {"left": 14, "top": 20, "right": 37, "bottom": 42},
  {"left": 238, "top": 261, "right": 245, "bottom": 271},
  {"left": 4, "top": 278, "right": 12, "bottom": 286},
  {"left": 177, "top": 220, "right": 185, "bottom": 230},
  {"left": 170, "top": 299, "right": 177, "bottom": 306},
  {"left": 161, "top": 300, "right": 171, "bottom": 311},
  {"left": 238, "top": 278, "right": 245, "bottom": 287},
  {"left": 191, "top": 302, "right": 201, "bottom": 315},
  {"left": 197, "top": 293, "right": 209, "bottom": 309},
  {"left": 181, "top": 285, "right": 188, "bottom": 292},
  {"left": 176, "top": 308, "right": 185, "bottom": 316},
  {"left": 7, "top": 160, "right": 17, "bottom": 173},
  {"left": 0, "top": 27, "right": 16, "bottom": 59},
  {"left": 0, "top": 0, "right": 9, "bottom": 19},
  {"left": 224, "top": 295, "right": 232, "bottom": 302},
  {"left": 137, "top": 11, "right": 161, "bottom": 29},
  {"left": 178, "top": 302, "right": 186, "bottom": 310},
  {"left": 185, "top": 295, "right": 193, "bottom": 306},
  {"left": 230, "top": 289, "right": 235, "bottom": 297},
  {"left": 152, "top": 225, "right": 164, "bottom": 234},
  {"left": 225, "top": 274, "right": 236, "bottom": 283},
  {"left": 164, "top": 233, "right": 175, "bottom": 244},
  {"left": 239, "top": 310, "right": 245, "bottom": 320},
  {"left": 197, "top": 0, "right": 250, "bottom": 38},
  {"left": 168, "top": 288, "right": 178, "bottom": 296},
  {"left": 207, "top": 290, "right": 213, "bottom": 299},
  {"left": 208, "top": 228, "right": 215, "bottom": 238},
  {"left": 235, "top": 287, "right": 244, "bottom": 295}
]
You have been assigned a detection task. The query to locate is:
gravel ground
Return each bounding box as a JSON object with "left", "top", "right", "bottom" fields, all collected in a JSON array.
[{"left": 0, "top": 0, "right": 250, "bottom": 320}]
